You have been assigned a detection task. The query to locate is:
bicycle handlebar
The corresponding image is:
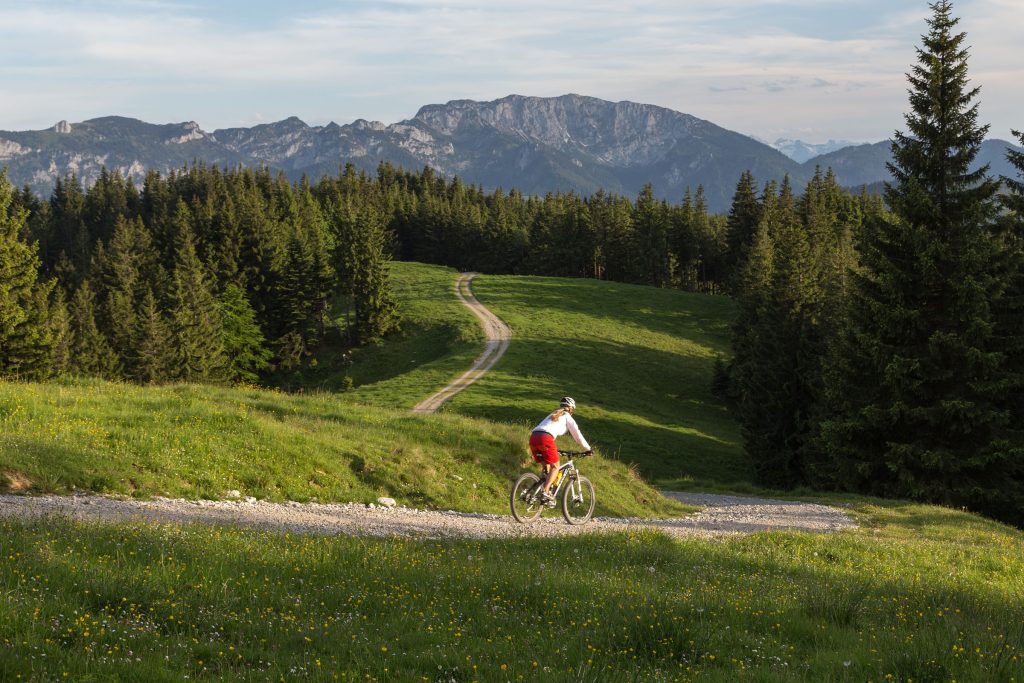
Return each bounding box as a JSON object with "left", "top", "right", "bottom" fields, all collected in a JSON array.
[{"left": 558, "top": 450, "right": 594, "bottom": 458}]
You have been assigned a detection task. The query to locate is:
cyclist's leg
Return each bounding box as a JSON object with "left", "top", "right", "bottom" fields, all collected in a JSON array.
[
  {"left": 541, "top": 460, "right": 559, "bottom": 494},
  {"left": 530, "top": 432, "right": 560, "bottom": 495}
]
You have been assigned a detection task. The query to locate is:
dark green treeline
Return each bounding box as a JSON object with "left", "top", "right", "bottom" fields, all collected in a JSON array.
[
  {"left": 3, "top": 165, "right": 404, "bottom": 385},
  {"left": 0, "top": 158, "right": 750, "bottom": 388}
]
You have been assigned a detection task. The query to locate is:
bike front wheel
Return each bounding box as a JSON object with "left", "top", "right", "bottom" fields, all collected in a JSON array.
[
  {"left": 510, "top": 472, "right": 545, "bottom": 524},
  {"left": 561, "top": 475, "right": 596, "bottom": 525}
]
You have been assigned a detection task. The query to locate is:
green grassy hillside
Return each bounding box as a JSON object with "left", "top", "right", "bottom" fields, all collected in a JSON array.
[
  {"left": 0, "top": 378, "right": 687, "bottom": 517},
  {"left": 3, "top": 261, "right": 741, "bottom": 514},
  {"left": 447, "top": 274, "right": 746, "bottom": 486},
  {"left": 270, "top": 263, "right": 747, "bottom": 488},
  {"left": 267, "top": 262, "right": 486, "bottom": 399},
  {"left": 4, "top": 263, "right": 1023, "bottom": 681}
]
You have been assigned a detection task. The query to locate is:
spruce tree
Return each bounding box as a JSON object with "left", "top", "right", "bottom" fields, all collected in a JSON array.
[
  {"left": 68, "top": 281, "right": 119, "bottom": 378},
  {"left": 219, "top": 283, "right": 272, "bottom": 384},
  {"left": 47, "top": 174, "right": 89, "bottom": 283},
  {"left": 0, "top": 170, "right": 53, "bottom": 379},
  {"left": 47, "top": 285, "right": 73, "bottom": 376},
  {"left": 337, "top": 205, "right": 400, "bottom": 345},
  {"left": 169, "top": 215, "right": 227, "bottom": 383},
  {"left": 96, "top": 216, "right": 156, "bottom": 369},
  {"left": 131, "top": 286, "right": 173, "bottom": 384},
  {"left": 725, "top": 170, "right": 762, "bottom": 287},
  {"left": 632, "top": 184, "right": 671, "bottom": 287},
  {"left": 822, "top": 1, "right": 1016, "bottom": 520},
  {"left": 732, "top": 179, "right": 821, "bottom": 487},
  {"left": 994, "top": 130, "right": 1024, "bottom": 493}
]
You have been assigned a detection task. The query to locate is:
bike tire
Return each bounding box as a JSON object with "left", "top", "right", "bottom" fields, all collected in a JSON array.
[
  {"left": 561, "top": 475, "right": 596, "bottom": 525},
  {"left": 510, "top": 472, "right": 545, "bottom": 524}
]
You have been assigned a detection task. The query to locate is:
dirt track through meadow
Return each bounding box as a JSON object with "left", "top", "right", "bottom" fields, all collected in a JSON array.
[{"left": 411, "top": 272, "right": 511, "bottom": 414}]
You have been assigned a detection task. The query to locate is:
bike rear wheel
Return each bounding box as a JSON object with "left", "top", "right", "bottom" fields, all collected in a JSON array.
[
  {"left": 561, "top": 475, "right": 596, "bottom": 525},
  {"left": 510, "top": 472, "right": 546, "bottom": 524}
]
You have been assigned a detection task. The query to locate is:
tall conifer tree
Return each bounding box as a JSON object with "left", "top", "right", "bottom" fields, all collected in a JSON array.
[
  {"left": 732, "top": 179, "right": 821, "bottom": 486},
  {"left": 68, "top": 281, "right": 118, "bottom": 378},
  {"left": 219, "top": 283, "right": 271, "bottom": 384},
  {"left": 337, "top": 205, "right": 400, "bottom": 344},
  {"left": 632, "top": 184, "right": 671, "bottom": 287},
  {"left": 725, "top": 170, "right": 762, "bottom": 286},
  {"left": 170, "top": 211, "right": 227, "bottom": 383},
  {"left": 132, "top": 286, "right": 173, "bottom": 384},
  {"left": 993, "top": 131, "right": 1024, "bottom": 485},
  {"left": 822, "top": 1, "right": 1018, "bottom": 520}
]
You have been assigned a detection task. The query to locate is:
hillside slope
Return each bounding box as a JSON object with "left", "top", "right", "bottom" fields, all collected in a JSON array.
[
  {"left": 0, "top": 378, "right": 687, "bottom": 518},
  {"left": 441, "top": 274, "right": 746, "bottom": 485},
  {"left": 277, "top": 263, "right": 746, "bottom": 486},
  {"left": 1, "top": 263, "right": 744, "bottom": 506}
]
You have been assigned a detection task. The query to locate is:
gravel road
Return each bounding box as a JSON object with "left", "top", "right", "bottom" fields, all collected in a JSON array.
[{"left": 0, "top": 492, "right": 856, "bottom": 540}]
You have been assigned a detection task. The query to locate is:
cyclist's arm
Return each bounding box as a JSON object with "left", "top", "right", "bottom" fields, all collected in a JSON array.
[{"left": 565, "top": 415, "right": 591, "bottom": 452}]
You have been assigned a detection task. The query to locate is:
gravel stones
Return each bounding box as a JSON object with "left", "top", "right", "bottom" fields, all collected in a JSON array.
[{"left": 0, "top": 492, "right": 856, "bottom": 540}]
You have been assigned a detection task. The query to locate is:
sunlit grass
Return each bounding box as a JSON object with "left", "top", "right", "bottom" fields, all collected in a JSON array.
[
  {"left": 446, "top": 274, "right": 746, "bottom": 486},
  {"left": 263, "top": 263, "right": 747, "bottom": 488},
  {"left": 0, "top": 377, "right": 688, "bottom": 519}
]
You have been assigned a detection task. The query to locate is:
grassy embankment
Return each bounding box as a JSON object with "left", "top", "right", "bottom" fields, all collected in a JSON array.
[
  {"left": 273, "top": 264, "right": 747, "bottom": 489},
  {"left": 443, "top": 274, "right": 746, "bottom": 487},
  {"left": 286, "top": 264, "right": 746, "bottom": 487},
  {"left": 1, "top": 263, "right": 712, "bottom": 517},
  {"left": 2, "top": 503, "right": 1021, "bottom": 681},
  {"left": 1, "top": 261, "right": 744, "bottom": 512},
  {"left": 0, "top": 377, "right": 683, "bottom": 518}
]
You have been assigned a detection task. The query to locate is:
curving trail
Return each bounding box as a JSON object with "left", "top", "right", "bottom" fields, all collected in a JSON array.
[
  {"left": 412, "top": 272, "right": 511, "bottom": 414},
  {"left": 0, "top": 492, "right": 856, "bottom": 540}
]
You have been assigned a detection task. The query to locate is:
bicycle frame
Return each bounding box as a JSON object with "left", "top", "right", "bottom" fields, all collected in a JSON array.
[
  {"left": 541, "top": 453, "right": 587, "bottom": 504},
  {"left": 544, "top": 460, "right": 577, "bottom": 499}
]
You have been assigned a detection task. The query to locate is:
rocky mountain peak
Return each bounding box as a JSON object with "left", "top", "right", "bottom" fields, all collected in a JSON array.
[
  {"left": 352, "top": 119, "right": 386, "bottom": 132},
  {"left": 52, "top": 120, "right": 72, "bottom": 134}
]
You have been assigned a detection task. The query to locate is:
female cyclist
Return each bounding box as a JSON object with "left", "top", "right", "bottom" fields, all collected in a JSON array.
[{"left": 529, "top": 396, "right": 592, "bottom": 505}]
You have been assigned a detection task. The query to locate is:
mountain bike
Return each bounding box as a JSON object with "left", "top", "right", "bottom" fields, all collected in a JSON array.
[{"left": 510, "top": 450, "right": 596, "bottom": 525}]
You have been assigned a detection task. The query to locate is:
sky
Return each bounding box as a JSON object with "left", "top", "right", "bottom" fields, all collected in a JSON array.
[{"left": 1, "top": 0, "right": 1021, "bottom": 144}]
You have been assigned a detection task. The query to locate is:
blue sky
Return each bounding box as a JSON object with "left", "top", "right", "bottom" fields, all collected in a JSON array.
[{"left": 1, "top": 0, "right": 1021, "bottom": 143}]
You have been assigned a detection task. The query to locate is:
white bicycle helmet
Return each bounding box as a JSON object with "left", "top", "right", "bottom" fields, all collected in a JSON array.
[{"left": 560, "top": 396, "right": 576, "bottom": 411}]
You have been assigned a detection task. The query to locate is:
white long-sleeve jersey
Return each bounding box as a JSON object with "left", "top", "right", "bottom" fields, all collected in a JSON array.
[{"left": 532, "top": 412, "right": 591, "bottom": 451}]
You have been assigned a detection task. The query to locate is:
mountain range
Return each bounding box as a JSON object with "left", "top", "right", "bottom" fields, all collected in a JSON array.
[{"left": 1, "top": 94, "right": 1021, "bottom": 213}]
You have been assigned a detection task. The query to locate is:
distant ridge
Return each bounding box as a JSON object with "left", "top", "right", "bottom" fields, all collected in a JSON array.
[{"left": 1, "top": 95, "right": 1020, "bottom": 211}]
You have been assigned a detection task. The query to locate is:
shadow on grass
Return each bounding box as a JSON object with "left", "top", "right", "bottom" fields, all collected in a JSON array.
[
  {"left": 450, "top": 336, "right": 749, "bottom": 486},
  {"left": 0, "top": 437, "right": 118, "bottom": 494}
]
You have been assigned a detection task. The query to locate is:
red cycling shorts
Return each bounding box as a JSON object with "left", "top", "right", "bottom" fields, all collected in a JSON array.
[{"left": 529, "top": 432, "right": 559, "bottom": 466}]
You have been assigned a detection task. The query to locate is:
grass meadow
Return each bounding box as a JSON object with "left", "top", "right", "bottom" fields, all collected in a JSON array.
[
  {"left": 281, "top": 263, "right": 747, "bottom": 487},
  {"left": 1, "top": 502, "right": 1021, "bottom": 682},
  {"left": 446, "top": 274, "right": 746, "bottom": 487}
]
